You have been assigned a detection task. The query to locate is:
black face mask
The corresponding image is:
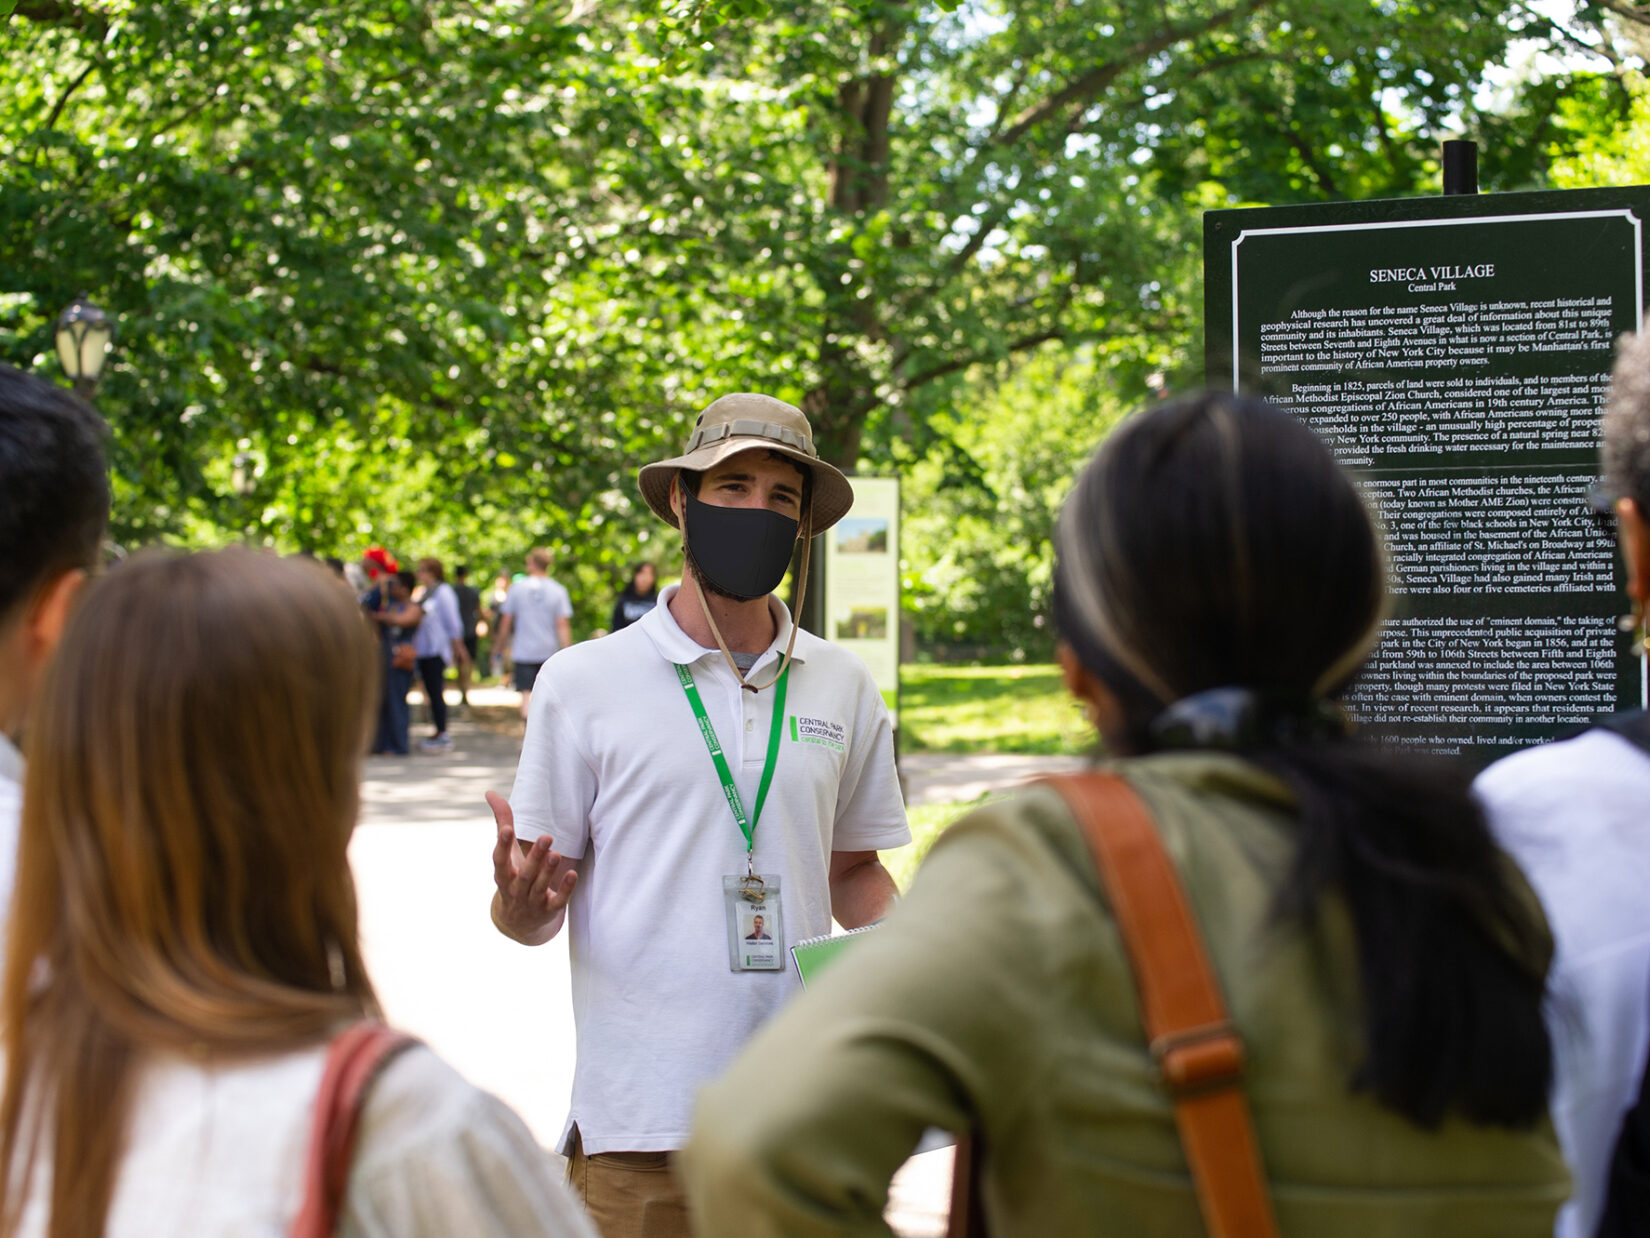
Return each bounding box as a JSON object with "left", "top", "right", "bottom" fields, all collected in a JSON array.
[{"left": 681, "top": 487, "right": 799, "bottom": 601}]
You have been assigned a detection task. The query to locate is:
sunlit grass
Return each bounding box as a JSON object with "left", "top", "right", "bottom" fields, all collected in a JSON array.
[{"left": 898, "top": 663, "right": 1090, "bottom": 755}]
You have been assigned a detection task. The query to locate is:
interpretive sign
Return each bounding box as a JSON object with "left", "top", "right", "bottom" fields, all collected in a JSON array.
[
  {"left": 1205, "top": 187, "right": 1648, "bottom": 760},
  {"left": 823, "top": 477, "right": 900, "bottom": 722}
]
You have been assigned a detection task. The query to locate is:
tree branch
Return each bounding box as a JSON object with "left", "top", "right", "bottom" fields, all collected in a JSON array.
[
  {"left": 11, "top": 0, "right": 91, "bottom": 25},
  {"left": 914, "top": 28, "right": 1279, "bottom": 315},
  {"left": 896, "top": 326, "right": 1065, "bottom": 393},
  {"left": 994, "top": 0, "right": 1276, "bottom": 146},
  {"left": 1280, "top": 117, "right": 1341, "bottom": 197},
  {"left": 1596, "top": 0, "right": 1650, "bottom": 29},
  {"left": 39, "top": 55, "right": 97, "bottom": 138}
]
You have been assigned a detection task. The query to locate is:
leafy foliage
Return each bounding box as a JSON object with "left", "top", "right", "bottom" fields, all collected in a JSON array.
[
  {"left": 898, "top": 345, "right": 1129, "bottom": 657},
  {"left": 3, "top": 0, "right": 1636, "bottom": 646}
]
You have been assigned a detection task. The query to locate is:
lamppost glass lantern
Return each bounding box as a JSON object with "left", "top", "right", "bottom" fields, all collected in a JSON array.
[{"left": 54, "top": 296, "right": 113, "bottom": 396}]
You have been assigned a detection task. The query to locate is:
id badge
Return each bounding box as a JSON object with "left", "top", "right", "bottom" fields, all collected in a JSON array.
[{"left": 724, "top": 873, "right": 784, "bottom": 971}]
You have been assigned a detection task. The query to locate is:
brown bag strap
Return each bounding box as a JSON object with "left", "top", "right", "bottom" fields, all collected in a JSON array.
[
  {"left": 946, "top": 1131, "right": 988, "bottom": 1238},
  {"left": 1044, "top": 771, "right": 1280, "bottom": 1238},
  {"left": 289, "top": 1022, "right": 417, "bottom": 1238}
]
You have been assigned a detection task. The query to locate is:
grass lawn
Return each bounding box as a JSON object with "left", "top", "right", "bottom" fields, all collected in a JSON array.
[
  {"left": 898, "top": 662, "right": 1090, "bottom": 755},
  {"left": 880, "top": 662, "right": 1095, "bottom": 889}
]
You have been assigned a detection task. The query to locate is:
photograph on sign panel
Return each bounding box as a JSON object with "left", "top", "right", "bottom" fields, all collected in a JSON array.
[
  {"left": 835, "top": 606, "right": 888, "bottom": 641},
  {"left": 835, "top": 517, "right": 889, "bottom": 554}
]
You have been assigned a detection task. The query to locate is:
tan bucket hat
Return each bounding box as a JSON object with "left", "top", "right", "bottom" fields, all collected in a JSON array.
[{"left": 637, "top": 393, "right": 855, "bottom": 532}]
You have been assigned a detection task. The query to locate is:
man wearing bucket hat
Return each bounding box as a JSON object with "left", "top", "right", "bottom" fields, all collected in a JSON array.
[{"left": 486, "top": 393, "right": 909, "bottom": 1237}]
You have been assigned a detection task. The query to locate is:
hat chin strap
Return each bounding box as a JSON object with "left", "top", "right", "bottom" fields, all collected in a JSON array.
[{"left": 675, "top": 488, "right": 810, "bottom": 694}]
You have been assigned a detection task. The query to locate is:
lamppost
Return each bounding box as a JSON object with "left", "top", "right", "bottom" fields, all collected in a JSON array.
[{"left": 54, "top": 295, "right": 114, "bottom": 401}]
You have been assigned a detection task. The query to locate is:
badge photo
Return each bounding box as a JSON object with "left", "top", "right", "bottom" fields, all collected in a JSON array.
[{"left": 723, "top": 874, "right": 784, "bottom": 971}]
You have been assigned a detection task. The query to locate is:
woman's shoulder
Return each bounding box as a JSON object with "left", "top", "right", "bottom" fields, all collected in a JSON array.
[
  {"left": 356, "top": 1044, "right": 530, "bottom": 1163},
  {"left": 919, "top": 780, "right": 1105, "bottom": 913},
  {"left": 348, "top": 1045, "right": 594, "bottom": 1238},
  {"left": 932, "top": 755, "right": 1294, "bottom": 871}
]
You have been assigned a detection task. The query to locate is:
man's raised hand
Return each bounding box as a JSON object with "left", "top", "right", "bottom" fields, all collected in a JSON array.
[{"left": 487, "top": 790, "right": 578, "bottom": 946}]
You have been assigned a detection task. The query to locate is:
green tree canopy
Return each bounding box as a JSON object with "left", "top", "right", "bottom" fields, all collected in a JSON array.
[{"left": 4, "top": 0, "right": 1641, "bottom": 642}]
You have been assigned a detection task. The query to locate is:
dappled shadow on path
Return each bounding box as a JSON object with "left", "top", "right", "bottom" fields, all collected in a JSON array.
[{"left": 360, "top": 719, "right": 523, "bottom": 827}]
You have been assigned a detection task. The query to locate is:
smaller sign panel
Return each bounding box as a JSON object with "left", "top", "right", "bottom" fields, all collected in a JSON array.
[{"left": 823, "top": 478, "right": 900, "bottom": 721}]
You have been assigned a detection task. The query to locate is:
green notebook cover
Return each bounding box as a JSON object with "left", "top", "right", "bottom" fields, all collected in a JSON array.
[{"left": 790, "top": 924, "right": 879, "bottom": 987}]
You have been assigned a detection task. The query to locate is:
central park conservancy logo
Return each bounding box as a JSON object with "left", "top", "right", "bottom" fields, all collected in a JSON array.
[{"left": 790, "top": 714, "right": 845, "bottom": 752}]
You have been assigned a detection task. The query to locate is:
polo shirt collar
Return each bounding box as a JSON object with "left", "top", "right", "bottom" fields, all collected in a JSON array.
[{"left": 639, "top": 584, "right": 813, "bottom": 676}]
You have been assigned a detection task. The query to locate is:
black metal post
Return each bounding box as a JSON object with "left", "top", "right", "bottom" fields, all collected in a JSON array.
[{"left": 1442, "top": 140, "right": 1478, "bottom": 195}]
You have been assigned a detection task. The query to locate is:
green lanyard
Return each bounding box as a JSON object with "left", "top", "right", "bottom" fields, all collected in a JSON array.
[{"left": 675, "top": 661, "right": 790, "bottom": 867}]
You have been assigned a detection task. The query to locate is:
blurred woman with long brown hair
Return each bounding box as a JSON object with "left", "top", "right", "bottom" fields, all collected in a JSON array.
[{"left": 0, "top": 549, "right": 592, "bottom": 1238}]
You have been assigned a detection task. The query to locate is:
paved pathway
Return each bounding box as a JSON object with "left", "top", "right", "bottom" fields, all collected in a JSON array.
[{"left": 352, "top": 686, "right": 1085, "bottom": 1236}]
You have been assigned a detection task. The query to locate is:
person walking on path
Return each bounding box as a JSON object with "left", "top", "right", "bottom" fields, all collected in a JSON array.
[
  {"left": 0, "top": 364, "right": 109, "bottom": 937},
  {"left": 1477, "top": 330, "right": 1650, "bottom": 1238},
  {"left": 609, "top": 562, "right": 658, "bottom": 634},
  {"left": 495, "top": 549, "right": 573, "bottom": 719},
  {"left": 487, "top": 394, "right": 910, "bottom": 1238},
  {"left": 371, "top": 570, "right": 422, "bottom": 756},
  {"left": 454, "top": 564, "right": 483, "bottom": 704},
  {"left": 414, "top": 557, "right": 468, "bottom": 753},
  {"left": 487, "top": 571, "right": 511, "bottom": 680}
]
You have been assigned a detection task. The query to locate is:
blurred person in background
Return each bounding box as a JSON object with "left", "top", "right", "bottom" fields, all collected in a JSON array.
[
  {"left": 487, "top": 570, "right": 512, "bottom": 680},
  {"left": 412, "top": 557, "right": 468, "bottom": 754},
  {"left": 370, "top": 570, "right": 422, "bottom": 757},
  {"left": 608, "top": 562, "right": 658, "bottom": 634},
  {"left": 453, "top": 564, "right": 483, "bottom": 705},
  {"left": 357, "top": 545, "right": 398, "bottom": 607},
  {"left": 495, "top": 548, "right": 573, "bottom": 720},
  {"left": 0, "top": 364, "right": 108, "bottom": 932},
  {"left": 1476, "top": 331, "right": 1650, "bottom": 1238},
  {"left": 684, "top": 393, "right": 1566, "bottom": 1236},
  {"left": 0, "top": 549, "right": 595, "bottom": 1238}
]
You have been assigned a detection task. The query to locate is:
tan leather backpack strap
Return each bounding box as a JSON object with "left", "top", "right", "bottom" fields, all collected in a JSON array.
[
  {"left": 1043, "top": 772, "right": 1279, "bottom": 1238},
  {"left": 290, "top": 1022, "right": 418, "bottom": 1238}
]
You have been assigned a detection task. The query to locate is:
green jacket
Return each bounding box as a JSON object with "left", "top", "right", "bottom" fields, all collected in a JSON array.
[{"left": 681, "top": 752, "right": 1569, "bottom": 1236}]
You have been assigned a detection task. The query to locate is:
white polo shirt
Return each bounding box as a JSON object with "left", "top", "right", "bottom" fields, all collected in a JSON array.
[
  {"left": 1476, "top": 728, "right": 1650, "bottom": 1238},
  {"left": 510, "top": 585, "right": 910, "bottom": 1155}
]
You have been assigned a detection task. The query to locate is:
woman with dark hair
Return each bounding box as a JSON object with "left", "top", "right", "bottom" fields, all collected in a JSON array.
[
  {"left": 608, "top": 561, "right": 658, "bottom": 633},
  {"left": 0, "top": 549, "right": 593, "bottom": 1238},
  {"left": 682, "top": 393, "right": 1568, "bottom": 1234}
]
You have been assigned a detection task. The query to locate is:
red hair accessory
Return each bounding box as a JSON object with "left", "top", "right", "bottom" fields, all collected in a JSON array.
[{"left": 361, "top": 546, "right": 399, "bottom": 577}]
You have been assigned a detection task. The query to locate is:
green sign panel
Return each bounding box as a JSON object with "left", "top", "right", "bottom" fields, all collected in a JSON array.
[
  {"left": 1205, "top": 187, "right": 1648, "bottom": 761},
  {"left": 823, "top": 477, "right": 901, "bottom": 725}
]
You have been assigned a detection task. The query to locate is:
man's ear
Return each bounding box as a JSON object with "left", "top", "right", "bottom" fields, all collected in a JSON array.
[
  {"left": 1618, "top": 498, "right": 1650, "bottom": 602},
  {"left": 27, "top": 569, "right": 86, "bottom": 660}
]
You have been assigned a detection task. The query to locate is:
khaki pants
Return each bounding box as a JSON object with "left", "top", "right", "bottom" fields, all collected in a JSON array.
[{"left": 568, "top": 1127, "right": 691, "bottom": 1238}]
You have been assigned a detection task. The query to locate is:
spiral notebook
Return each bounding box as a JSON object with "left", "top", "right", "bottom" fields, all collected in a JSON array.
[{"left": 789, "top": 922, "right": 880, "bottom": 987}]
